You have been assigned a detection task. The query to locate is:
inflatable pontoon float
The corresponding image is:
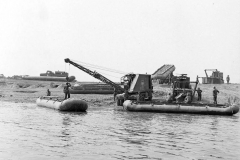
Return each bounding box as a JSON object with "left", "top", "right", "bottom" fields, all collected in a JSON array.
[
  {"left": 36, "top": 96, "right": 88, "bottom": 112},
  {"left": 70, "top": 83, "right": 114, "bottom": 94},
  {"left": 123, "top": 100, "right": 239, "bottom": 116},
  {"left": 69, "top": 89, "right": 113, "bottom": 94}
]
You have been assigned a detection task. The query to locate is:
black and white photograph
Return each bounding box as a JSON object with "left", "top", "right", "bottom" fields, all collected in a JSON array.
[{"left": 0, "top": 0, "right": 240, "bottom": 159}]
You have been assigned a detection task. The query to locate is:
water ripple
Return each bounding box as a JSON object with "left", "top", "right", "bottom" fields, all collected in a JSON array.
[{"left": 0, "top": 101, "right": 240, "bottom": 159}]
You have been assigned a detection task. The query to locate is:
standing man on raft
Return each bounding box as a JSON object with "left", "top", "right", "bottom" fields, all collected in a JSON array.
[
  {"left": 64, "top": 76, "right": 71, "bottom": 99},
  {"left": 213, "top": 86, "right": 219, "bottom": 105}
]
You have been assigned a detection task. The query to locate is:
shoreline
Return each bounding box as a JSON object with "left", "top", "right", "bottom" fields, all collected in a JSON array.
[{"left": 0, "top": 79, "right": 239, "bottom": 106}]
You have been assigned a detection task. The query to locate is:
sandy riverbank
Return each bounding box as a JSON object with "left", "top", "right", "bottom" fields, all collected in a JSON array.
[{"left": 0, "top": 79, "right": 239, "bottom": 106}]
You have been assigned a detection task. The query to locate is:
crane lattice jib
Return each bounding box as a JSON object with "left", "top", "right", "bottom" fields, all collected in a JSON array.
[{"left": 64, "top": 58, "right": 124, "bottom": 92}]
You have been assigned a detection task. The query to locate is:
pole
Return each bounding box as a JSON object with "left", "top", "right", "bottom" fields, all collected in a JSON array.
[{"left": 192, "top": 75, "right": 199, "bottom": 100}]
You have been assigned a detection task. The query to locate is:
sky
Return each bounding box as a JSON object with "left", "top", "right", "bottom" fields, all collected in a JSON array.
[{"left": 0, "top": 0, "right": 240, "bottom": 83}]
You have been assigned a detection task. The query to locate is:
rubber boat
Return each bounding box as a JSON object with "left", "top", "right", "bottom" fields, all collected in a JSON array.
[
  {"left": 23, "top": 76, "right": 76, "bottom": 82},
  {"left": 123, "top": 100, "right": 239, "bottom": 115},
  {"left": 36, "top": 96, "right": 88, "bottom": 112}
]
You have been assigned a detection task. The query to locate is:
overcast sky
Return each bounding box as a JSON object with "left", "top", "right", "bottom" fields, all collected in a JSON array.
[{"left": 0, "top": 0, "right": 240, "bottom": 83}]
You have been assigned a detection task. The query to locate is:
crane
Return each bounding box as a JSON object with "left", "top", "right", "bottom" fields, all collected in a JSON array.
[
  {"left": 64, "top": 58, "right": 153, "bottom": 106},
  {"left": 64, "top": 58, "right": 125, "bottom": 93}
]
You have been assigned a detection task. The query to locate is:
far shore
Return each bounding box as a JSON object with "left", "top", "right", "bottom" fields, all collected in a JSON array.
[{"left": 0, "top": 79, "right": 239, "bottom": 106}]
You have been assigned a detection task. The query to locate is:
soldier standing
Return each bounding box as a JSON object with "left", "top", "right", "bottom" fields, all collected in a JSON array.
[
  {"left": 46, "top": 89, "right": 51, "bottom": 96},
  {"left": 64, "top": 82, "right": 71, "bottom": 99},
  {"left": 226, "top": 75, "right": 230, "bottom": 84},
  {"left": 213, "top": 86, "right": 219, "bottom": 105},
  {"left": 197, "top": 87, "right": 202, "bottom": 101}
]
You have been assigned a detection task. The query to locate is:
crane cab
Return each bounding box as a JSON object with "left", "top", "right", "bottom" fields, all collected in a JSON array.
[
  {"left": 121, "top": 73, "right": 152, "bottom": 93},
  {"left": 116, "top": 73, "right": 153, "bottom": 106}
]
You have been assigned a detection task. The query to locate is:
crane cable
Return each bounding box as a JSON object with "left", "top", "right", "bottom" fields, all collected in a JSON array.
[
  {"left": 79, "top": 64, "right": 122, "bottom": 79},
  {"left": 81, "top": 64, "right": 125, "bottom": 79},
  {"left": 96, "top": 70, "right": 122, "bottom": 79},
  {"left": 82, "top": 63, "right": 124, "bottom": 75},
  {"left": 65, "top": 63, "right": 66, "bottom": 73},
  {"left": 68, "top": 64, "right": 70, "bottom": 75},
  {"left": 64, "top": 63, "right": 71, "bottom": 75},
  {"left": 80, "top": 62, "right": 126, "bottom": 74},
  {"left": 71, "top": 59, "right": 128, "bottom": 75}
]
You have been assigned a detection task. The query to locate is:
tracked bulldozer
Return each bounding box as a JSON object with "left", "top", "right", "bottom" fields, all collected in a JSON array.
[{"left": 171, "top": 74, "right": 199, "bottom": 103}]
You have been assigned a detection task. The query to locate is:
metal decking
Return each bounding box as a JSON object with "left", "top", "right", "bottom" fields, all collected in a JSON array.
[{"left": 151, "top": 64, "right": 175, "bottom": 80}]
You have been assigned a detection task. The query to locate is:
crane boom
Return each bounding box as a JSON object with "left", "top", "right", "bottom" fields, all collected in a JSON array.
[{"left": 64, "top": 58, "right": 125, "bottom": 93}]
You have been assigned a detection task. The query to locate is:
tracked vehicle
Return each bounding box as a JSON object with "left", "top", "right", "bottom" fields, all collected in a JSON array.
[{"left": 171, "top": 74, "right": 198, "bottom": 102}]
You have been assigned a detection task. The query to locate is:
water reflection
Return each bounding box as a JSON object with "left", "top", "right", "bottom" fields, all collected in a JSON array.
[
  {"left": 0, "top": 102, "right": 240, "bottom": 160},
  {"left": 59, "top": 111, "right": 87, "bottom": 142}
]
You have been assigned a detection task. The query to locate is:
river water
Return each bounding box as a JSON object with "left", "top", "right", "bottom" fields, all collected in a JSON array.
[{"left": 0, "top": 101, "right": 239, "bottom": 160}]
